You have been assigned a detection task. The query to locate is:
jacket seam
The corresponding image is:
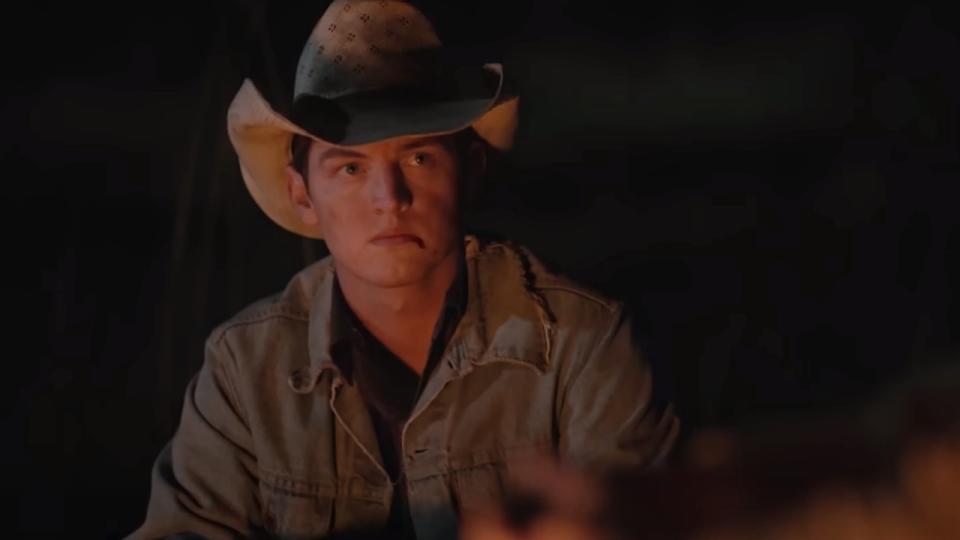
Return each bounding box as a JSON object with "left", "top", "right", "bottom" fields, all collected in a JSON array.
[
  {"left": 211, "top": 311, "right": 309, "bottom": 345},
  {"left": 535, "top": 285, "right": 619, "bottom": 313},
  {"left": 213, "top": 337, "right": 251, "bottom": 429}
]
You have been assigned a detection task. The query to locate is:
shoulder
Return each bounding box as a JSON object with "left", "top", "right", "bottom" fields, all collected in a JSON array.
[
  {"left": 474, "top": 236, "right": 620, "bottom": 306},
  {"left": 205, "top": 257, "right": 332, "bottom": 355},
  {"left": 472, "top": 235, "right": 624, "bottom": 330}
]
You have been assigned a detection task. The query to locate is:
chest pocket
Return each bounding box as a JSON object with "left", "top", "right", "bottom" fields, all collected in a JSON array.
[{"left": 259, "top": 470, "right": 334, "bottom": 538}]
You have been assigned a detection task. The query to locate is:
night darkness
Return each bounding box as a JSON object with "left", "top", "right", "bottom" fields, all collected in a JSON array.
[{"left": 3, "top": 1, "right": 958, "bottom": 537}]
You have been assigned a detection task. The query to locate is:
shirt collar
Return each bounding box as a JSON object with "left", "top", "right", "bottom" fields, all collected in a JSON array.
[
  {"left": 325, "top": 249, "right": 468, "bottom": 374},
  {"left": 300, "top": 235, "right": 553, "bottom": 390}
]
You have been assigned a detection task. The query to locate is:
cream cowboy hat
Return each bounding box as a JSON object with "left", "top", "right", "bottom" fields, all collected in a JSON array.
[{"left": 226, "top": 0, "right": 520, "bottom": 239}]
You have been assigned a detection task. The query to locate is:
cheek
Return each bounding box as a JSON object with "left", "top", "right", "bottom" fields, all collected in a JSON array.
[
  {"left": 411, "top": 170, "right": 461, "bottom": 218},
  {"left": 310, "top": 190, "right": 370, "bottom": 245}
]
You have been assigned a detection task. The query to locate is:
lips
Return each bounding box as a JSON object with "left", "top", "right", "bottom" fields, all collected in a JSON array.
[{"left": 371, "top": 231, "right": 423, "bottom": 247}]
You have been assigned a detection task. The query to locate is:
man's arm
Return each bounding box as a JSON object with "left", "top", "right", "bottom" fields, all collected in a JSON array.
[
  {"left": 557, "top": 304, "right": 679, "bottom": 471},
  {"left": 128, "top": 337, "right": 261, "bottom": 539}
]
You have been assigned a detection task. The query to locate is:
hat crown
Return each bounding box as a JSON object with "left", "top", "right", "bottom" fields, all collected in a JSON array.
[{"left": 295, "top": 0, "right": 443, "bottom": 100}]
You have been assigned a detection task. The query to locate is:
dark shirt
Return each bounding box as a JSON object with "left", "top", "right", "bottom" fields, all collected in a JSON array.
[{"left": 329, "top": 256, "right": 468, "bottom": 539}]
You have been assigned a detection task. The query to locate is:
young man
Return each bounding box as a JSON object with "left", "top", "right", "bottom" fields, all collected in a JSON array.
[{"left": 130, "top": 1, "right": 678, "bottom": 539}]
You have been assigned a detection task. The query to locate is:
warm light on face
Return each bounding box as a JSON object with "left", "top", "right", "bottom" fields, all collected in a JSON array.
[{"left": 304, "top": 134, "right": 465, "bottom": 288}]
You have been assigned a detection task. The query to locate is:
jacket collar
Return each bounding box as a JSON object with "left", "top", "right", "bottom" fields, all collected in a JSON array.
[{"left": 299, "top": 234, "right": 554, "bottom": 389}]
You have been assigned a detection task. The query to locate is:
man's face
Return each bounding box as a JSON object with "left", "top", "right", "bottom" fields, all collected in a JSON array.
[{"left": 287, "top": 133, "right": 471, "bottom": 288}]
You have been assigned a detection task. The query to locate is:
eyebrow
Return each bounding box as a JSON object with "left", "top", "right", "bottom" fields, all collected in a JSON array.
[
  {"left": 315, "top": 137, "right": 448, "bottom": 165},
  {"left": 316, "top": 147, "right": 368, "bottom": 164},
  {"left": 398, "top": 137, "right": 447, "bottom": 152}
]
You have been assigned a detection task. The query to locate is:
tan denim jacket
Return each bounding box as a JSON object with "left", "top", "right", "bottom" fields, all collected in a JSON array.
[{"left": 129, "top": 235, "right": 679, "bottom": 540}]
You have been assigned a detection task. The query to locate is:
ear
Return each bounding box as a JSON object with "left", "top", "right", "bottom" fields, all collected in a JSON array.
[
  {"left": 285, "top": 165, "right": 319, "bottom": 227},
  {"left": 466, "top": 139, "right": 488, "bottom": 180},
  {"left": 462, "top": 139, "right": 488, "bottom": 204}
]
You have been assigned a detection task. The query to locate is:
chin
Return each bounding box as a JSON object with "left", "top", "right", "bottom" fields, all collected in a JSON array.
[
  {"left": 341, "top": 249, "right": 433, "bottom": 287},
  {"left": 360, "top": 263, "right": 431, "bottom": 288}
]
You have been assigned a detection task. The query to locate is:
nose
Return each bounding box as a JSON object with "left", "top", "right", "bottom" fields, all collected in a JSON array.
[{"left": 369, "top": 162, "right": 412, "bottom": 214}]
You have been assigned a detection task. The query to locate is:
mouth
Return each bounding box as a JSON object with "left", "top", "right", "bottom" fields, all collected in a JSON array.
[{"left": 370, "top": 232, "right": 424, "bottom": 248}]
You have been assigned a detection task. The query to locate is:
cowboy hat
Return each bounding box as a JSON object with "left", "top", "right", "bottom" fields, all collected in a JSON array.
[{"left": 226, "top": 0, "right": 520, "bottom": 239}]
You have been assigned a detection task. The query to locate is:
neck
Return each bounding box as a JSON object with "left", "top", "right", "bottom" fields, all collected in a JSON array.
[{"left": 333, "top": 245, "right": 463, "bottom": 371}]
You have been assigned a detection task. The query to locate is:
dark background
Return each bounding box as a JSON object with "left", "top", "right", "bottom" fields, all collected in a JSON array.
[{"left": 3, "top": 0, "right": 957, "bottom": 536}]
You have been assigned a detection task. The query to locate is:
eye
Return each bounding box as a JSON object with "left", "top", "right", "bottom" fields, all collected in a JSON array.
[
  {"left": 342, "top": 163, "right": 359, "bottom": 175},
  {"left": 411, "top": 152, "right": 429, "bottom": 166}
]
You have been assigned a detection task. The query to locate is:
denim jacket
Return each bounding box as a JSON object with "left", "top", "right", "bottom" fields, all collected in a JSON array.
[{"left": 129, "top": 235, "right": 679, "bottom": 540}]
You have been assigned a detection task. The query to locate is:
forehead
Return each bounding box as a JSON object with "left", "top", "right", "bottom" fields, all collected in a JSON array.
[{"left": 307, "top": 133, "right": 457, "bottom": 158}]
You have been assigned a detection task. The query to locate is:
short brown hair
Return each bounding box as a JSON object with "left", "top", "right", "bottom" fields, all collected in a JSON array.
[{"left": 290, "top": 133, "right": 313, "bottom": 180}]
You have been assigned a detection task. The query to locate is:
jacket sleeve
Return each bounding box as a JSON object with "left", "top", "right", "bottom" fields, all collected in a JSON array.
[
  {"left": 127, "top": 336, "right": 262, "bottom": 540},
  {"left": 557, "top": 304, "right": 680, "bottom": 471}
]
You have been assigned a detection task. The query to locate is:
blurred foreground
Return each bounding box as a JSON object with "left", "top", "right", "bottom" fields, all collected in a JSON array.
[{"left": 463, "top": 360, "right": 960, "bottom": 540}]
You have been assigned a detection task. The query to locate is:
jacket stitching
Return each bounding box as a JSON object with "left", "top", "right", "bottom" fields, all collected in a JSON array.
[
  {"left": 212, "top": 312, "right": 309, "bottom": 345},
  {"left": 210, "top": 338, "right": 251, "bottom": 428}
]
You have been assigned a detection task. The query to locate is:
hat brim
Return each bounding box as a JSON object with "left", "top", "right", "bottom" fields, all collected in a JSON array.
[{"left": 226, "top": 63, "right": 518, "bottom": 239}]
